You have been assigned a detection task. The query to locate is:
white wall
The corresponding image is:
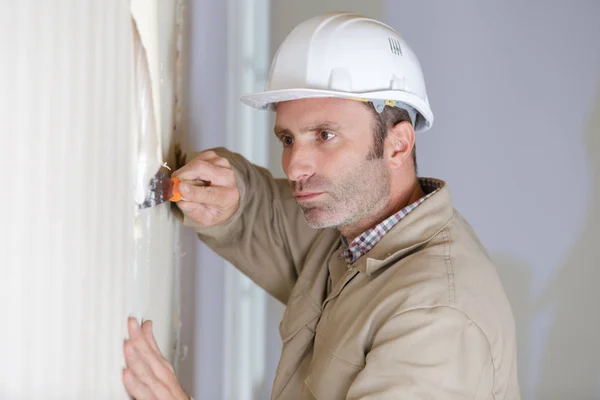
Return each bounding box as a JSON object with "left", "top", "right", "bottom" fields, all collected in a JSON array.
[
  {"left": 1, "top": 3, "right": 133, "bottom": 397},
  {"left": 1, "top": 1, "right": 183, "bottom": 398},
  {"left": 383, "top": 1, "right": 600, "bottom": 399}
]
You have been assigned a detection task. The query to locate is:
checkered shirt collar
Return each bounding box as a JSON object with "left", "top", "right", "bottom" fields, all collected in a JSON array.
[{"left": 341, "top": 179, "right": 442, "bottom": 264}]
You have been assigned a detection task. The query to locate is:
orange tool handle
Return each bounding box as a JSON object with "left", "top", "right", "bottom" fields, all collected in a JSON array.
[
  {"left": 169, "top": 177, "right": 210, "bottom": 202},
  {"left": 169, "top": 177, "right": 183, "bottom": 202}
]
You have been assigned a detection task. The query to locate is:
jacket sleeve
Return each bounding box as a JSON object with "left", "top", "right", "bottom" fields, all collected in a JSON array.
[
  {"left": 183, "top": 147, "right": 322, "bottom": 305},
  {"left": 346, "top": 306, "right": 495, "bottom": 400}
]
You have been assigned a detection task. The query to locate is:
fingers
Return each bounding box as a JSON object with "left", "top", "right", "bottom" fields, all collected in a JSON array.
[
  {"left": 129, "top": 320, "right": 160, "bottom": 362},
  {"left": 176, "top": 201, "right": 220, "bottom": 227},
  {"left": 123, "top": 368, "right": 156, "bottom": 400},
  {"left": 141, "top": 321, "right": 180, "bottom": 387},
  {"left": 172, "top": 154, "right": 234, "bottom": 187},
  {"left": 171, "top": 150, "right": 240, "bottom": 227},
  {"left": 124, "top": 318, "right": 177, "bottom": 399},
  {"left": 175, "top": 201, "right": 210, "bottom": 225},
  {"left": 123, "top": 367, "right": 174, "bottom": 400},
  {"left": 196, "top": 150, "right": 231, "bottom": 166},
  {"left": 124, "top": 338, "right": 161, "bottom": 392},
  {"left": 126, "top": 318, "right": 164, "bottom": 374},
  {"left": 128, "top": 316, "right": 142, "bottom": 339},
  {"left": 142, "top": 320, "right": 163, "bottom": 356},
  {"left": 177, "top": 183, "right": 237, "bottom": 206}
]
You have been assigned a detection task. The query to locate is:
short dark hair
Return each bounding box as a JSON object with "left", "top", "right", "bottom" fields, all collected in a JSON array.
[{"left": 364, "top": 102, "right": 418, "bottom": 174}]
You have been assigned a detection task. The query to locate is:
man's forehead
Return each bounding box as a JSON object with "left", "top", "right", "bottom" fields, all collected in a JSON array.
[{"left": 274, "top": 97, "right": 369, "bottom": 132}]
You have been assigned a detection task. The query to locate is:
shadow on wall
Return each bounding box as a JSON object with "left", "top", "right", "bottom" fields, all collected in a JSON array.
[
  {"left": 177, "top": 227, "right": 197, "bottom": 396},
  {"left": 495, "top": 82, "right": 600, "bottom": 400},
  {"left": 536, "top": 82, "right": 600, "bottom": 399}
]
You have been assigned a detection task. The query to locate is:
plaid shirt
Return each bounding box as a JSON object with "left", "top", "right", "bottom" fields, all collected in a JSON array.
[{"left": 341, "top": 179, "right": 443, "bottom": 264}]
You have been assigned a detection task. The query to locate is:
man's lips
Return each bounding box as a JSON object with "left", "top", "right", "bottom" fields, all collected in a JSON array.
[{"left": 293, "top": 192, "right": 323, "bottom": 201}]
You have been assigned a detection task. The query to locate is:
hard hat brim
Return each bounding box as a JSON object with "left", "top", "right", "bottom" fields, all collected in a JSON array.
[{"left": 240, "top": 88, "right": 433, "bottom": 132}]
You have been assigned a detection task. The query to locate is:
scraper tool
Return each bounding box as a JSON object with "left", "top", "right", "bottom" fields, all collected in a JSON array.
[{"left": 138, "top": 169, "right": 210, "bottom": 209}]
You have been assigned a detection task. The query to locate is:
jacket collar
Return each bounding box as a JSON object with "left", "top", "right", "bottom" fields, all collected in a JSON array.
[{"left": 353, "top": 178, "right": 454, "bottom": 276}]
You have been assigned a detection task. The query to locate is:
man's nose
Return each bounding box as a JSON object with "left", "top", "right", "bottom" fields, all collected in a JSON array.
[{"left": 284, "top": 143, "right": 316, "bottom": 183}]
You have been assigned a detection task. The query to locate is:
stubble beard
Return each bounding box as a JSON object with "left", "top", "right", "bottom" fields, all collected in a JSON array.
[{"left": 293, "top": 157, "right": 390, "bottom": 230}]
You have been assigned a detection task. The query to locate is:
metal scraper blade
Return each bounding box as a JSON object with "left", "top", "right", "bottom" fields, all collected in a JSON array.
[{"left": 138, "top": 169, "right": 174, "bottom": 209}]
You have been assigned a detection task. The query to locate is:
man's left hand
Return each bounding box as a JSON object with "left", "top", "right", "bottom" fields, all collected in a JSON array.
[{"left": 123, "top": 317, "right": 189, "bottom": 400}]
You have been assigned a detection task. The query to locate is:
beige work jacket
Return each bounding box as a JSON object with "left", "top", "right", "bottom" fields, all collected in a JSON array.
[{"left": 185, "top": 148, "right": 521, "bottom": 400}]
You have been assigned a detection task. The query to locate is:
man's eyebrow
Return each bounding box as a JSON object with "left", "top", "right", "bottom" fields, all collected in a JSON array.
[
  {"left": 304, "top": 122, "right": 342, "bottom": 132},
  {"left": 273, "top": 121, "right": 342, "bottom": 137},
  {"left": 273, "top": 125, "right": 290, "bottom": 137}
]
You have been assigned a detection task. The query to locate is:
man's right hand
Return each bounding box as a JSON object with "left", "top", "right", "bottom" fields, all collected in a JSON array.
[{"left": 172, "top": 150, "right": 240, "bottom": 227}]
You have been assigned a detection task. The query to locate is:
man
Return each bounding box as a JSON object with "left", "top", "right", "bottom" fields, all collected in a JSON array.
[{"left": 123, "top": 12, "right": 521, "bottom": 399}]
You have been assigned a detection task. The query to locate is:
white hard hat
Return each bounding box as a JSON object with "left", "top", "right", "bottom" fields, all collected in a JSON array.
[{"left": 240, "top": 12, "right": 434, "bottom": 132}]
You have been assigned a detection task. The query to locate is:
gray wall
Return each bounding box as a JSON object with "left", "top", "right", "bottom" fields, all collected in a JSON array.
[
  {"left": 383, "top": 1, "right": 600, "bottom": 398},
  {"left": 182, "top": 1, "right": 600, "bottom": 399},
  {"left": 178, "top": 0, "right": 228, "bottom": 397}
]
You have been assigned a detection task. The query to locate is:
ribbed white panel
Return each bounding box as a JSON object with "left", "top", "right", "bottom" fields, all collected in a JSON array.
[{"left": 0, "top": 1, "right": 182, "bottom": 398}]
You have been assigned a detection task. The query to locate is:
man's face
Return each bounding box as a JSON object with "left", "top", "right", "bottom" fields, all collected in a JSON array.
[{"left": 275, "top": 98, "right": 390, "bottom": 229}]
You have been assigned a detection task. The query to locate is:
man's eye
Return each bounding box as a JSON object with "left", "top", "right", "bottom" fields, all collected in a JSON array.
[
  {"left": 319, "top": 131, "right": 335, "bottom": 141},
  {"left": 281, "top": 135, "right": 294, "bottom": 147}
]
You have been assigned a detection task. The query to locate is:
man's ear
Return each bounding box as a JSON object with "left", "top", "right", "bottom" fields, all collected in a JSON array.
[{"left": 385, "top": 121, "right": 415, "bottom": 169}]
